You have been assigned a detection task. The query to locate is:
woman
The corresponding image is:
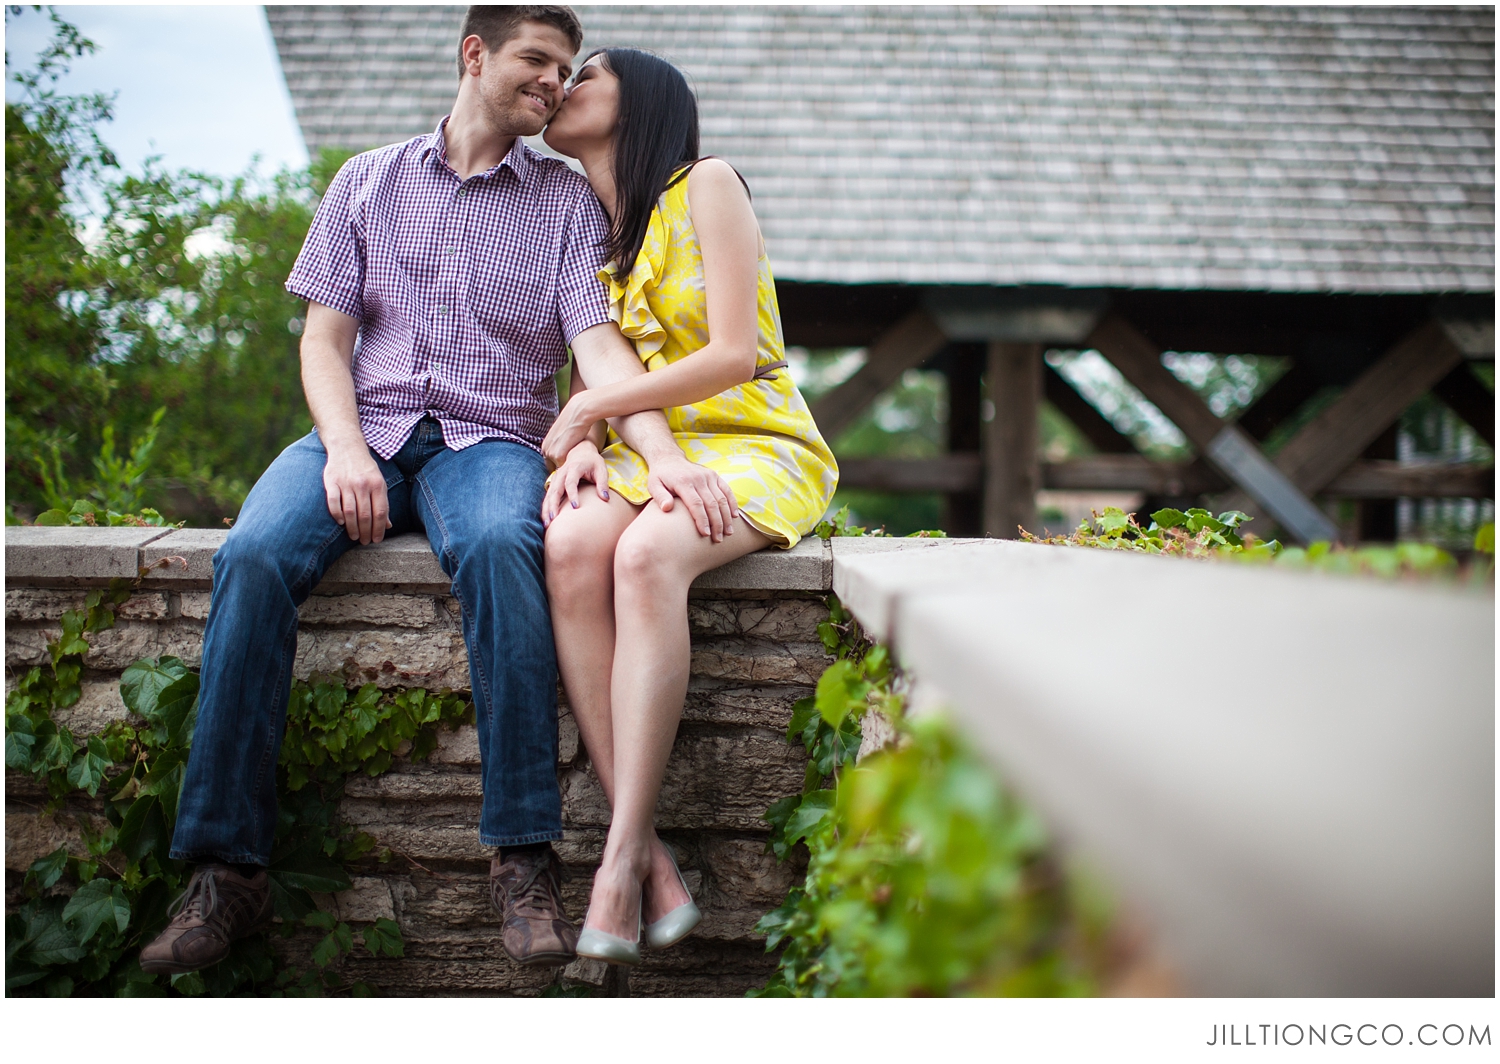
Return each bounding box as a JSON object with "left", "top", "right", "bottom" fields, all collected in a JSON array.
[{"left": 540, "top": 48, "right": 837, "bottom": 964}]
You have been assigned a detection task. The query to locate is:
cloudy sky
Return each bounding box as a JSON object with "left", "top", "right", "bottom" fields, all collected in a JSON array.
[{"left": 5, "top": 4, "right": 308, "bottom": 178}]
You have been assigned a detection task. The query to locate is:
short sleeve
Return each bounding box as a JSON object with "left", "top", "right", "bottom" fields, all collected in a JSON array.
[
  {"left": 555, "top": 188, "right": 612, "bottom": 344},
  {"left": 285, "top": 156, "right": 367, "bottom": 320}
]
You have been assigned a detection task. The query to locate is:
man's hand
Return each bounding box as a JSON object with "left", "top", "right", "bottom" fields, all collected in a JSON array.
[
  {"left": 542, "top": 440, "right": 610, "bottom": 528},
  {"left": 323, "top": 443, "right": 391, "bottom": 544},
  {"left": 541, "top": 391, "right": 601, "bottom": 469},
  {"left": 646, "top": 451, "right": 739, "bottom": 543}
]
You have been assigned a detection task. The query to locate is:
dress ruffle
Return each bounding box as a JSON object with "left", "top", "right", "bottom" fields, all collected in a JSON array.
[{"left": 597, "top": 209, "right": 668, "bottom": 371}]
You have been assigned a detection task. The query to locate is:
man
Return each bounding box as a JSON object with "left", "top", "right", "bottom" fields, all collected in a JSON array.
[{"left": 140, "top": 5, "right": 733, "bottom": 974}]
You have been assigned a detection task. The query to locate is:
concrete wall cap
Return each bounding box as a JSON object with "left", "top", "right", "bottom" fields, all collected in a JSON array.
[{"left": 5, "top": 525, "right": 174, "bottom": 581}]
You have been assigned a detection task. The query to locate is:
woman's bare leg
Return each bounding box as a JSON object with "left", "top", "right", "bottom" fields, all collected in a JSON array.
[
  {"left": 545, "top": 491, "right": 704, "bottom": 923},
  {"left": 583, "top": 502, "right": 772, "bottom": 938}
]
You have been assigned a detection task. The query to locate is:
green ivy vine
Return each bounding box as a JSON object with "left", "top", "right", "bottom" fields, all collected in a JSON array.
[{"left": 6, "top": 571, "right": 471, "bottom": 996}]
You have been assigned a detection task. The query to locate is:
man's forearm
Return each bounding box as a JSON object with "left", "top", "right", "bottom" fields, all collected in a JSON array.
[{"left": 301, "top": 305, "right": 365, "bottom": 455}]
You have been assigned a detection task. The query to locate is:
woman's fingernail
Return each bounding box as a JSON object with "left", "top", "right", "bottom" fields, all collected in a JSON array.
[
  {"left": 572, "top": 500, "right": 579, "bottom": 509},
  {"left": 602, "top": 490, "right": 610, "bottom": 500}
]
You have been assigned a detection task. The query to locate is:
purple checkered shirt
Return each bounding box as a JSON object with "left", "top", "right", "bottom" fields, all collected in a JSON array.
[{"left": 285, "top": 118, "right": 612, "bottom": 459}]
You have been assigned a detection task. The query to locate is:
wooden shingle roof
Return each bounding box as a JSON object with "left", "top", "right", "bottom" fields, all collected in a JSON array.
[{"left": 266, "top": 4, "right": 1495, "bottom": 294}]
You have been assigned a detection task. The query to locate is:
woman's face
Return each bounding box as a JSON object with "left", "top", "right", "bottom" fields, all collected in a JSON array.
[{"left": 543, "top": 55, "right": 619, "bottom": 158}]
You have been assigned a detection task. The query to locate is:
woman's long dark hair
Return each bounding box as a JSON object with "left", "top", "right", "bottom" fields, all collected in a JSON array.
[{"left": 590, "top": 48, "right": 700, "bottom": 274}]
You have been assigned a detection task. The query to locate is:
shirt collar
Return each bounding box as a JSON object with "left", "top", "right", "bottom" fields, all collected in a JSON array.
[{"left": 421, "top": 116, "right": 535, "bottom": 186}]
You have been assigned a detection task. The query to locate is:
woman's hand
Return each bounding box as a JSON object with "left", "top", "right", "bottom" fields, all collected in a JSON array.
[
  {"left": 542, "top": 391, "right": 602, "bottom": 469},
  {"left": 646, "top": 451, "right": 739, "bottom": 543},
  {"left": 542, "top": 439, "right": 610, "bottom": 528}
]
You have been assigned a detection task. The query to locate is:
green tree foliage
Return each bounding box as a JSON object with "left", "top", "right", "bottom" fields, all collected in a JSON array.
[{"left": 5, "top": 10, "right": 346, "bottom": 525}]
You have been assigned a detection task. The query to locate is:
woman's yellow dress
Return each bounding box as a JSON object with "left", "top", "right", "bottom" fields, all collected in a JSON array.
[{"left": 591, "top": 172, "right": 838, "bottom": 548}]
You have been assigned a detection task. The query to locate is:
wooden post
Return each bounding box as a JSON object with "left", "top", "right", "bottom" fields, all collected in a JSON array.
[
  {"left": 943, "top": 342, "right": 984, "bottom": 536},
  {"left": 984, "top": 341, "right": 1042, "bottom": 538}
]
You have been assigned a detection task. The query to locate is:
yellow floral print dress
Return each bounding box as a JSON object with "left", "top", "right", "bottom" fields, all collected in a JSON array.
[{"left": 592, "top": 171, "right": 838, "bottom": 548}]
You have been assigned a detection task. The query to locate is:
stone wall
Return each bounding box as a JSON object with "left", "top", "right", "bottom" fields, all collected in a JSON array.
[{"left": 5, "top": 526, "right": 847, "bottom": 997}]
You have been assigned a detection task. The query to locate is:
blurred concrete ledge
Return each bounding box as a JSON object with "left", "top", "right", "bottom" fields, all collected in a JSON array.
[{"left": 835, "top": 539, "right": 1495, "bottom": 996}]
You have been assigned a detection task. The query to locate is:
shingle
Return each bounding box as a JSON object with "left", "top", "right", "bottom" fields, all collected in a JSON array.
[{"left": 266, "top": 4, "right": 1494, "bottom": 294}]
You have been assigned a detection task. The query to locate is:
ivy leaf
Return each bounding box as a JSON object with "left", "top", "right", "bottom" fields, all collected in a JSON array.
[
  {"left": 311, "top": 921, "right": 353, "bottom": 968},
  {"left": 13, "top": 899, "right": 87, "bottom": 967},
  {"left": 815, "top": 659, "right": 869, "bottom": 729},
  {"left": 120, "top": 656, "right": 190, "bottom": 718},
  {"left": 28, "top": 847, "right": 70, "bottom": 892},
  {"left": 117, "top": 794, "right": 168, "bottom": 865},
  {"left": 1150, "top": 508, "right": 1188, "bottom": 530},
  {"left": 5, "top": 715, "right": 37, "bottom": 769},
  {"left": 61, "top": 878, "right": 131, "bottom": 943},
  {"left": 781, "top": 790, "right": 836, "bottom": 850},
  {"left": 361, "top": 917, "right": 404, "bottom": 958},
  {"left": 33, "top": 722, "right": 76, "bottom": 774},
  {"left": 786, "top": 697, "right": 817, "bottom": 744},
  {"left": 269, "top": 838, "right": 352, "bottom": 894},
  {"left": 148, "top": 673, "right": 200, "bottom": 748},
  {"left": 66, "top": 736, "right": 113, "bottom": 795}
]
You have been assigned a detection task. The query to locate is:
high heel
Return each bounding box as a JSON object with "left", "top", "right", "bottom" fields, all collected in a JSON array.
[
  {"left": 645, "top": 846, "right": 702, "bottom": 950},
  {"left": 575, "top": 880, "right": 643, "bottom": 966}
]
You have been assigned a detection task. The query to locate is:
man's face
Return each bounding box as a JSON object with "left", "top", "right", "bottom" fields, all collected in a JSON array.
[{"left": 467, "top": 22, "right": 575, "bottom": 137}]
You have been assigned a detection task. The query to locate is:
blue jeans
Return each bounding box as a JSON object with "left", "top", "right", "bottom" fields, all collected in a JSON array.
[{"left": 170, "top": 419, "right": 561, "bottom": 864}]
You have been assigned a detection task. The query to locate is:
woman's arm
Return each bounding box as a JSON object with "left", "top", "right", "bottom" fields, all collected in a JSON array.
[{"left": 542, "top": 159, "right": 761, "bottom": 454}]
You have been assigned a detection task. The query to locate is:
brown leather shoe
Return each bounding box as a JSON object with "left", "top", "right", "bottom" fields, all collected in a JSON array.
[
  {"left": 490, "top": 847, "right": 577, "bottom": 966},
  {"left": 138, "top": 864, "right": 274, "bottom": 974}
]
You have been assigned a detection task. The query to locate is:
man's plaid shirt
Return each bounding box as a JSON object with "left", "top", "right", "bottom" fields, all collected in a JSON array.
[{"left": 286, "top": 118, "right": 612, "bottom": 459}]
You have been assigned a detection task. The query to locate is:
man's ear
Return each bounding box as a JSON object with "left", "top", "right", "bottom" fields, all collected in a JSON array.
[{"left": 460, "top": 34, "right": 488, "bottom": 78}]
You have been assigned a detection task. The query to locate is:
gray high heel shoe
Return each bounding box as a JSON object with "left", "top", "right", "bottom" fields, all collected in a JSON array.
[
  {"left": 575, "top": 884, "right": 643, "bottom": 966},
  {"left": 645, "top": 847, "right": 702, "bottom": 950}
]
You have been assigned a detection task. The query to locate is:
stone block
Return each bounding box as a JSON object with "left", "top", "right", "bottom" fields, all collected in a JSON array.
[
  {"left": 681, "top": 681, "right": 809, "bottom": 729},
  {"left": 294, "top": 627, "right": 470, "bottom": 689},
  {"left": 6, "top": 620, "right": 205, "bottom": 671},
  {"left": 690, "top": 639, "right": 825, "bottom": 685},
  {"left": 297, "top": 593, "right": 443, "bottom": 628},
  {"left": 137, "top": 528, "right": 224, "bottom": 581},
  {"left": 178, "top": 591, "right": 212, "bottom": 620},
  {"left": 691, "top": 536, "right": 829, "bottom": 591},
  {"left": 5, "top": 588, "right": 169, "bottom": 622},
  {"left": 322, "top": 535, "right": 450, "bottom": 589},
  {"left": 688, "top": 598, "right": 828, "bottom": 641},
  {"left": 322, "top": 876, "right": 398, "bottom": 923},
  {"left": 5, "top": 526, "right": 174, "bottom": 582},
  {"left": 52, "top": 680, "right": 132, "bottom": 737},
  {"left": 4, "top": 809, "right": 100, "bottom": 871}
]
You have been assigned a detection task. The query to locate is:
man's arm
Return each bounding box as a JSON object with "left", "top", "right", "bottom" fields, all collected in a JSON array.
[
  {"left": 568, "top": 322, "right": 738, "bottom": 540},
  {"left": 302, "top": 300, "right": 391, "bottom": 544}
]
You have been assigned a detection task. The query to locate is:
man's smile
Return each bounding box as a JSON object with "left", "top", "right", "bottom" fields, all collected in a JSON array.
[{"left": 521, "top": 89, "right": 551, "bottom": 112}]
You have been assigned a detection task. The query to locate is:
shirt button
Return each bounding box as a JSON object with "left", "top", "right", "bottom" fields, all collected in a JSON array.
[
  {"left": 437, "top": 306, "right": 449, "bottom": 315},
  {"left": 446, "top": 246, "right": 457, "bottom": 255}
]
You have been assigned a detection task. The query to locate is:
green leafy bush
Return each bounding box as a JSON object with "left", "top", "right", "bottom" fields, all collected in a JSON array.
[{"left": 752, "top": 590, "right": 1102, "bottom": 997}]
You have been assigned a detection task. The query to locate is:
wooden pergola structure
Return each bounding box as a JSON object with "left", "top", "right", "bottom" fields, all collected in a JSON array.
[{"left": 268, "top": 5, "right": 1495, "bottom": 542}]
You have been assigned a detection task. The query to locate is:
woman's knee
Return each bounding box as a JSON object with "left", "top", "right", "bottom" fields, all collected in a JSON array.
[
  {"left": 612, "top": 524, "right": 682, "bottom": 592},
  {"left": 544, "top": 509, "right": 617, "bottom": 596}
]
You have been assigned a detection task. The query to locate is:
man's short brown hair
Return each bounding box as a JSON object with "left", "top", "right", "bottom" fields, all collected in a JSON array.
[{"left": 456, "top": 6, "right": 584, "bottom": 77}]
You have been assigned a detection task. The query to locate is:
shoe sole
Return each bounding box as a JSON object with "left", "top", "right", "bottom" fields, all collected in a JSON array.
[
  {"left": 137, "top": 914, "right": 275, "bottom": 976},
  {"left": 504, "top": 947, "right": 578, "bottom": 967}
]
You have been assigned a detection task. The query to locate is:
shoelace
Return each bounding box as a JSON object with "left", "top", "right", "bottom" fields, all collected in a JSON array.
[
  {"left": 506, "top": 860, "right": 558, "bottom": 914},
  {"left": 168, "top": 869, "right": 219, "bottom": 923}
]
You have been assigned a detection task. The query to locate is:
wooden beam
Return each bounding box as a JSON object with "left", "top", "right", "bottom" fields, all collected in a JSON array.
[
  {"left": 837, "top": 455, "right": 1494, "bottom": 500},
  {"left": 837, "top": 455, "right": 982, "bottom": 493},
  {"left": 1085, "top": 313, "right": 1225, "bottom": 448},
  {"left": 1269, "top": 321, "right": 1467, "bottom": 494},
  {"left": 1431, "top": 361, "right": 1495, "bottom": 447},
  {"left": 1087, "top": 313, "right": 1337, "bottom": 543},
  {"left": 983, "top": 341, "right": 1042, "bottom": 538},
  {"left": 809, "top": 308, "right": 949, "bottom": 441},
  {"left": 1043, "top": 364, "right": 1136, "bottom": 454}
]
